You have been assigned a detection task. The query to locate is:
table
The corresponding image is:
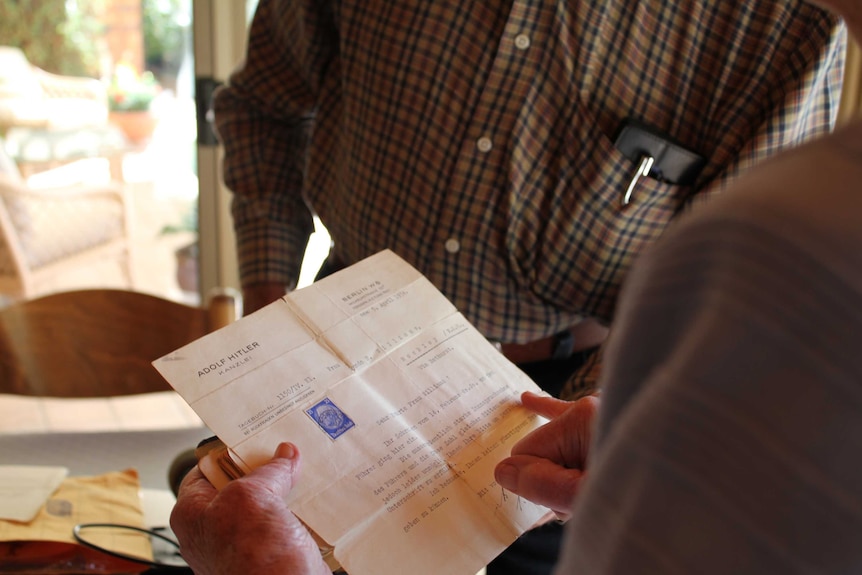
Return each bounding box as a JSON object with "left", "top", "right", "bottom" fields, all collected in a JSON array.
[
  {"left": 0, "top": 391, "right": 211, "bottom": 490},
  {"left": 0, "top": 392, "right": 489, "bottom": 574},
  {"left": 0, "top": 393, "right": 207, "bottom": 573},
  {"left": 0, "top": 427, "right": 212, "bottom": 491}
]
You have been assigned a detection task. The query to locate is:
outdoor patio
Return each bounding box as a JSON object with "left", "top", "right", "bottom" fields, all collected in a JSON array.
[
  {"left": 16, "top": 92, "right": 200, "bottom": 304},
  {"left": 12, "top": 98, "right": 333, "bottom": 309}
]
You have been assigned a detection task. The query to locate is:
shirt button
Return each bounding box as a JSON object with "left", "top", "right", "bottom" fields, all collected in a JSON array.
[
  {"left": 514, "top": 34, "right": 531, "bottom": 50},
  {"left": 476, "top": 137, "right": 493, "bottom": 153},
  {"left": 444, "top": 238, "right": 461, "bottom": 254}
]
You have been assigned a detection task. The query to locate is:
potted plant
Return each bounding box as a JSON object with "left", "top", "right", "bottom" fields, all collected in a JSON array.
[
  {"left": 160, "top": 201, "right": 199, "bottom": 294},
  {"left": 107, "top": 61, "right": 161, "bottom": 143}
]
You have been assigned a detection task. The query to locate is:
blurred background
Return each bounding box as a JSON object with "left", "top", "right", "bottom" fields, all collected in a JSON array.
[{"left": 0, "top": 0, "right": 330, "bottom": 307}]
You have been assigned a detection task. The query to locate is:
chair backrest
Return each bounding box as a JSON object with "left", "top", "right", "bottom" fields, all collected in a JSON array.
[
  {"left": 0, "top": 288, "right": 240, "bottom": 397},
  {"left": 0, "top": 47, "right": 45, "bottom": 132},
  {"left": 0, "top": 46, "right": 108, "bottom": 132},
  {"left": 0, "top": 139, "right": 22, "bottom": 184},
  {"left": 0, "top": 174, "right": 31, "bottom": 297},
  {"left": 0, "top": 170, "right": 133, "bottom": 300},
  {"left": 0, "top": 146, "right": 25, "bottom": 292}
]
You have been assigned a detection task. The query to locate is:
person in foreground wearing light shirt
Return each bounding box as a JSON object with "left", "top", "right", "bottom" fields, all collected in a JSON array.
[{"left": 170, "top": 0, "right": 862, "bottom": 569}]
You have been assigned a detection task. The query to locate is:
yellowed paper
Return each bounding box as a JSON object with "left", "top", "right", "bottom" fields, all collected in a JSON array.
[
  {"left": 0, "top": 469, "right": 151, "bottom": 562},
  {"left": 0, "top": 466, "right": 68, "bottom": 522},
  {"left": 153, "top": 250, "right": 550, "bottom": 575}
]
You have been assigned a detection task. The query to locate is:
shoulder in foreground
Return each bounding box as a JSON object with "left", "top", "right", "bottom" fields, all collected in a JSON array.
[{"left": 683, "top": 120, "right": 862, "bottom": 257}]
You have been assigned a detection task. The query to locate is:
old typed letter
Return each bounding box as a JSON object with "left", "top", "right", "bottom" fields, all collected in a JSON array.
[{"left": 154, "top": 250, "right": 551, "bottom": 575}]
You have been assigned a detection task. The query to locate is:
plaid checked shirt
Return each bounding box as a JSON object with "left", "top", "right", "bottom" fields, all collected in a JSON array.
[{"left": 214, "top": 0, "right": 845, "bottom": 398}]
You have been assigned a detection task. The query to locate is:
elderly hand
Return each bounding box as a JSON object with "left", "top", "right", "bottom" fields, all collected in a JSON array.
[
  {"left": 170, "top": 442, "right": 330, "bottom": 575},
  {"left": 494, "top": 392, "right": 599, "bottom": 521}
]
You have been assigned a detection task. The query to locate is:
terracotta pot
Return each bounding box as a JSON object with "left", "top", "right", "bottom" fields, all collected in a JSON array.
[{"left": 109, "top": 110, "right": 158, "bottom": 144}]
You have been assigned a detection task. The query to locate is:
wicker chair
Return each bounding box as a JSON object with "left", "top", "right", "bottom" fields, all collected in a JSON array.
[
  {"left": 0, "top": 46, "right": 130, "bottom": 180},
  {"left": 0, "top": 144, "right": 133, "bottom": 300},
  {"left": 0, "top": 46, "right": 108, "bottom": 132}
]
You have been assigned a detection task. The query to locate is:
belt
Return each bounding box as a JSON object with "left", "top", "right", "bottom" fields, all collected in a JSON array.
[{"left": 496, "top": 318, "right": 608, "bottom": 365}]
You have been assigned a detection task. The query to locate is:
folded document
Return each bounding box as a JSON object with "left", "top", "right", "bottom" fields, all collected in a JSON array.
[{"left": 153, "top": 249, "right": 552, "bottom": 575}]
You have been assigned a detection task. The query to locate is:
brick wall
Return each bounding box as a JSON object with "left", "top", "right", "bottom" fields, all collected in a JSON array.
[{"left": 103, "top": 0, "right": 145, "bottom": 74}]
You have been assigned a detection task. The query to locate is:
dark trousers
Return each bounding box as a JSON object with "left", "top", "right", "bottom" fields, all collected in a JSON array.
[{"left": 486, "top": 351, "right": 592, "bottom": 575}]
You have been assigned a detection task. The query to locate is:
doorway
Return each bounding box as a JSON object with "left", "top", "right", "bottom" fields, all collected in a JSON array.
[
  {"left": 0, "top": 0, "right": 199, "bottom": 303},
  {"left": 0, "top": 0, "right": 328, "bottom": 306}
]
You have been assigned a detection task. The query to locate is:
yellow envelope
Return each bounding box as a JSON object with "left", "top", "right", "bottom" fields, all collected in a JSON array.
[
  {"left": 0, "top": 465, "right": 68, "bottom": 522},
  {"left": 0, "top": 469, "right": 153, "bottom": 574}
]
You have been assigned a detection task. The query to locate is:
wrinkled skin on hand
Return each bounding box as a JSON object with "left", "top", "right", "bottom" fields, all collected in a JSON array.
[
  {"left": 494, "top": 392, "right": 599, "bottom": 521},
  {"left": 170, "top": 443, "right": 330, "bottom": 575}
]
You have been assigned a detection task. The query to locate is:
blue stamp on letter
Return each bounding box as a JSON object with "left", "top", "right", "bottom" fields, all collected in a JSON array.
[{"left": 306, "top": 398, "right": 355, "bottom": 440}]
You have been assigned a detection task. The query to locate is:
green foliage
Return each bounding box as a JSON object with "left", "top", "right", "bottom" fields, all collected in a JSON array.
[
  {"left": 108, "top": 66, "right": 160, "bottom": 111},
  {"left": 143, "top": 0, "right": 186, "bottom": 76},
  {"left": 0, "top": 0, "right": 103, "bottom": 78}
]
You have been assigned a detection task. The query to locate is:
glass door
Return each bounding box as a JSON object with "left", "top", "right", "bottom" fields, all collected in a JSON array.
[
  {"left": 193, "top": 0, "right": 331, "bottom": 299},
  {"left": 0, "top": 0, "right": 332, "bottom": 307},
  {"left": 0, "top": 0, "right": 200, "bottom": 303},
  {"left": 190, "top": 0, "right": 245, "bottom": 301}
]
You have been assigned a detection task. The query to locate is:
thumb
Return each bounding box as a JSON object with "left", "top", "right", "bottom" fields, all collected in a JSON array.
[
  {"left": 240, "top": 442, "right": 302, "bottom": 499},
  {"left": 495, "top": 454, "right": 584, "bottom": 519},
  {"left": 520, "top": 391, "right": 572, "bottom": 419}
]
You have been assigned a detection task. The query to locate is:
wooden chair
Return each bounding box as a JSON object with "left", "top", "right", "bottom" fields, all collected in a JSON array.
[{"left": 0, "top": 288, "right": 240, "bottom": 397}]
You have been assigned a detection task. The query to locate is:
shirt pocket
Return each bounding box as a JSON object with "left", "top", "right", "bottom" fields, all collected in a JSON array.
[{"left": 503, "top": 105, "right": 694, "bottom": 320}]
